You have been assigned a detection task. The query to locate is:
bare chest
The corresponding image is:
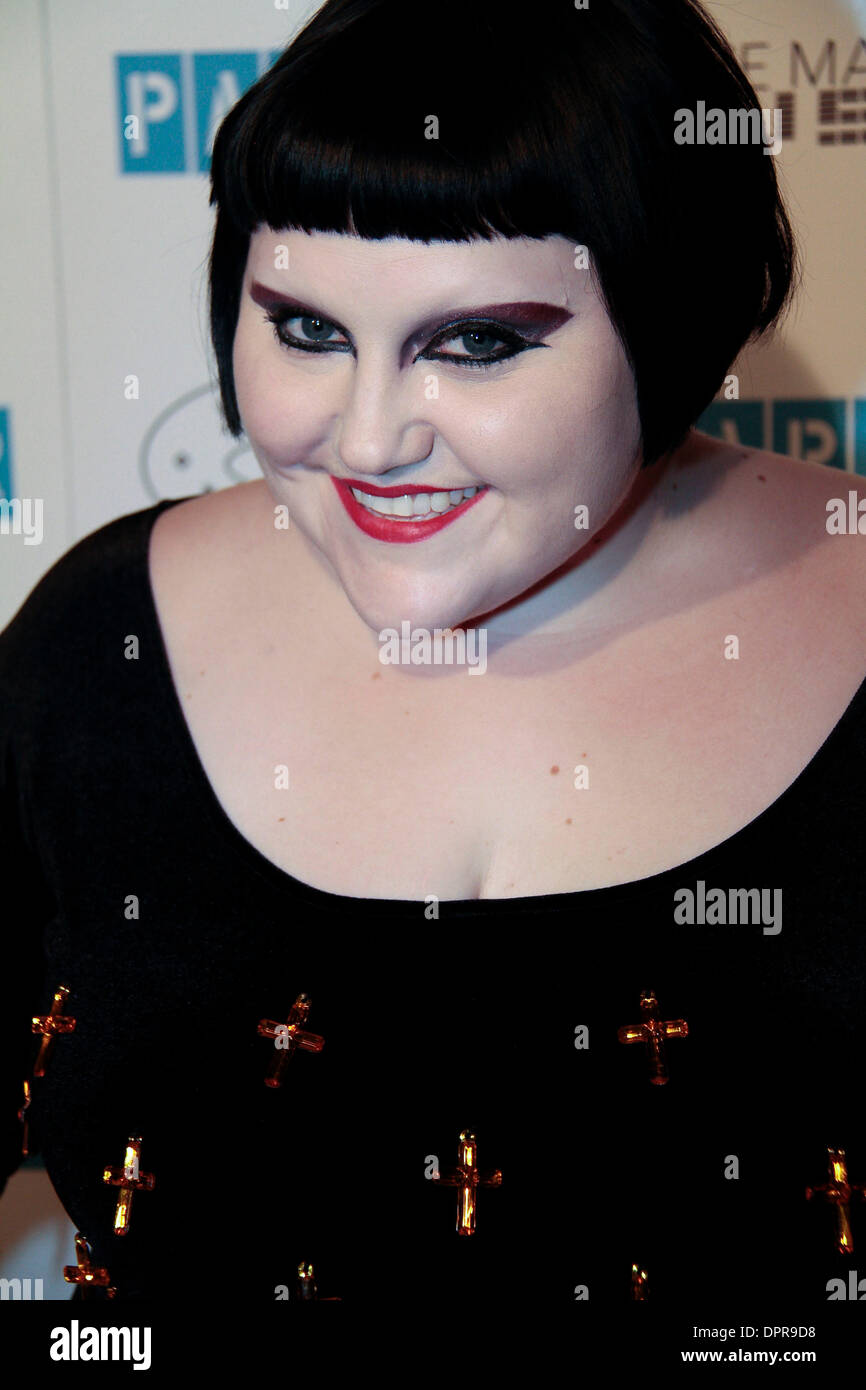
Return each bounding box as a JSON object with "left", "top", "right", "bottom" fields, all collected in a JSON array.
[{"left": 152, "top": 607, "right": 849, "bottom": 901}]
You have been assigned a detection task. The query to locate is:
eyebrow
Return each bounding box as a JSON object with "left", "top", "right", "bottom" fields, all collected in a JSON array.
[{"left": 248, "top": 280, "right": 573, "bottom": 340}]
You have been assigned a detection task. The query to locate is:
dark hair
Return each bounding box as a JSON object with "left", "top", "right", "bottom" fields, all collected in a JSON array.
[{"left": 208, "top": 0, "right": 797, "bottom": 467}]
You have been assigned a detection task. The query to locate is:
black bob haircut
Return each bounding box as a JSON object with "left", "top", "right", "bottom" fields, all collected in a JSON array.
[{"left": 207, "top": 0, "right": 797, "bottom": 468}]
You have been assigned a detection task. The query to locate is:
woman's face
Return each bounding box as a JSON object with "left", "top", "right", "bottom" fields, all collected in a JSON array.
[{"left": 232, "top": 229, "right": 642, "bottom": 634}]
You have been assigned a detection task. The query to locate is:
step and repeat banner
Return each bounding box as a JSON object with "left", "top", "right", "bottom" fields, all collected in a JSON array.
[
  {"left": 1, "top": 0, "right": 865, "bottom": 620},
  {"left": 0, "top": 0, "right": 864, "bottom": 1295}
]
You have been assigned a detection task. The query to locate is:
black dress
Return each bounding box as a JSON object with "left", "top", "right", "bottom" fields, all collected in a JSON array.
[{"left": 2, "top": 497, "right": 865, "bottom": 1314}]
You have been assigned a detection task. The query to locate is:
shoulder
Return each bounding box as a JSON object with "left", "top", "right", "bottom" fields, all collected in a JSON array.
[
  {"left": 676, "top": 429, "right": 866, "bottom": 527},
  {"left": 149, "top": 478, "right": 270, "bottom": 565},
  {"left": 0, "top": 498, "right": 185, "bottom": 679},
  {"left": 148, "top": 479, "right": 287, "bottom": 625},
  {"left": 675, "top": 431, "right": 866, "bottom": 641}
]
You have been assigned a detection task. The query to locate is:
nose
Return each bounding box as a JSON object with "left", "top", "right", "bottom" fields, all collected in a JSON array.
[{"left": 335, "top": 353, "right": 435, "bottom": 478}]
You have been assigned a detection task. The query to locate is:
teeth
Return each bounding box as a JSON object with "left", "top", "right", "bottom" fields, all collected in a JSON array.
[{"left": 349, "top": 485, "right": 483, "bottom": 519}]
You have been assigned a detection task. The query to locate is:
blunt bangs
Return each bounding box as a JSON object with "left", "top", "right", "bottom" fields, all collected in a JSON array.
[{"left": 208, "top": 0, "right": 797, "bottom": 466}]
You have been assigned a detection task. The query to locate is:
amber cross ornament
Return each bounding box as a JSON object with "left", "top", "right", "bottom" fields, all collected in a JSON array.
[
  {"left": 432, "top": 1130, "right": 503, "bottom": 1236},
  {"left": 32, "top": 984, "right": 77, "bottom": 1077},
  {"left": 18, "top": 1080, "right": 31, "bottom": 1158},
  {"left": 617, "top": 989, "right": 688, "bottom": 1085},
  {"left": 806, "top": 1147, "right": 866, "bottom": 1255},
  {"left": 63, "top": 1233, "right": 116, "bottom": 1298},
  {"left": 257, "top": 992, "right": 325, "bottom": 1088},
  {"left": 294, "top": 1261, "right": 341, "bottom": 1301},
  {"left": 102, "top": 1136, "right": 155, "bottom": 1236}
]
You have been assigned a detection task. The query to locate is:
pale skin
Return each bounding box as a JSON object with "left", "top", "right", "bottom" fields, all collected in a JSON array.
[{"left": 149, "top": 230, "right": 866, "bottom": 900}]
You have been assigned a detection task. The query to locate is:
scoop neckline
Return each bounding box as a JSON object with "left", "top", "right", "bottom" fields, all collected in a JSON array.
[{"left": 137, "top": 493, "right": 866, "bottom": 916}]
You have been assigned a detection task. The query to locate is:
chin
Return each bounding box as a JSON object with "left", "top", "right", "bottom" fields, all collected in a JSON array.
[{"left": 342, "top": 583, "right": 482, "bottom": 640}]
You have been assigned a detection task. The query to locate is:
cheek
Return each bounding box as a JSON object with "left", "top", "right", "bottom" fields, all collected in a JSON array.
[
  {"left": 445, "top": 343, "right": 638, "bottom": 497},
  {"left": 232, "top": 322, "right": 326, "bottom": 462}
]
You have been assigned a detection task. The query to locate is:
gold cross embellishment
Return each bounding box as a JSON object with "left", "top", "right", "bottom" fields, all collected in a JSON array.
[
  {"left": 257, "top": 993, "right": 325, "bottom": 1088},
  {"left": 432, "top": 1130, "right": 503, "bottom": 1236},
  {"left": 63, "top": 1233, "right": 116, "bottom": 1298},
  {"left": 617, "top": 989, "right": 688, "bottom": 1085},
  {"left": 806, "top": 1147, "right": 866, "bottom": 1255},
  {"left": 294, "top": 1260, "right": 341, "bottom": 1301},
  {"left": 18, "top": 1080, "right": 31, "bottom": 1157},
  {"left": 32, "top": 984, "right": 77, "bottom": 1077},
  {"left": 631, "top": 1262, "right": 649, "bottom": 1300},
  {"left": 102, "top": 1137, "right": 155, "bottom": 1236}
]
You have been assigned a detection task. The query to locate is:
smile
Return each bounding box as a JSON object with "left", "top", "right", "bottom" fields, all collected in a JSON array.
[{"left": 331, "top": 477, "right": 488, "bottom": 543}]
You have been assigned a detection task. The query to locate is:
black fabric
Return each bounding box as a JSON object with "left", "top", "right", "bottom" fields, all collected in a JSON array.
[{"left": 2, "top": 496, "right": 864, "bottom": 1306}]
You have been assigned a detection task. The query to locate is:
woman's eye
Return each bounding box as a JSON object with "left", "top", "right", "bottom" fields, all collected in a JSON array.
[
  {"left": 265, "top": 310, "right": 527, "bottom": 369},
  {"left": 427, "top": 325, "right": 526, "bottom": 369},
  {"left": 266, "top": 312, "right": 346, "bottom": 350}
]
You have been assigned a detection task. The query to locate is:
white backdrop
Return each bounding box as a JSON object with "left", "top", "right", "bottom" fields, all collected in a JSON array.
[{"left": 1, "top": 0, "right": 864, "bottom": 1297}]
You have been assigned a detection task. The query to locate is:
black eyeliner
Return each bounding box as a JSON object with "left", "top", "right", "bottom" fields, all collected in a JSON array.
[{"left": 263, "top": 305, "right": 547, "bottom": 369}]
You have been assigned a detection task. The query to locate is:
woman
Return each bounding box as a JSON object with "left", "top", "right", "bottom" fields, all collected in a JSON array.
[{"left": 2, "top": 0, "right": 865, "bottom": 1316}]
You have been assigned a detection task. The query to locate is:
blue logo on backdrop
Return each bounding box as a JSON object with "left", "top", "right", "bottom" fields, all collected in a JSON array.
[
  {"left": 0, "top": 409, "right": 13, "bottom": 501},
  {"left": 698, "top": 399, "right": 866, "bottom": 475},
  {"left": 116, "top": 51, "right": 280, "bottom": 174},
  {"left": 772, "top": 400, "right": 846, "bottom": 469}
]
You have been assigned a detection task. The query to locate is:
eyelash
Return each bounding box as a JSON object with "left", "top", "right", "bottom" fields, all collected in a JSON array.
[{"left": 262, "top": 310, "right": 532, "bottom": 370}]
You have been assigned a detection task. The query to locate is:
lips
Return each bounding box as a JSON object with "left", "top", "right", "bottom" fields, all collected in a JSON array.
[{"left": 331, "top": 477, "right": 488, "bottom": 543}]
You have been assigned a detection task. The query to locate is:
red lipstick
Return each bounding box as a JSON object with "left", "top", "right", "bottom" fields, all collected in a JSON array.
[{"left": 331, "top": 477, "right": 488, "bottom": 543}]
